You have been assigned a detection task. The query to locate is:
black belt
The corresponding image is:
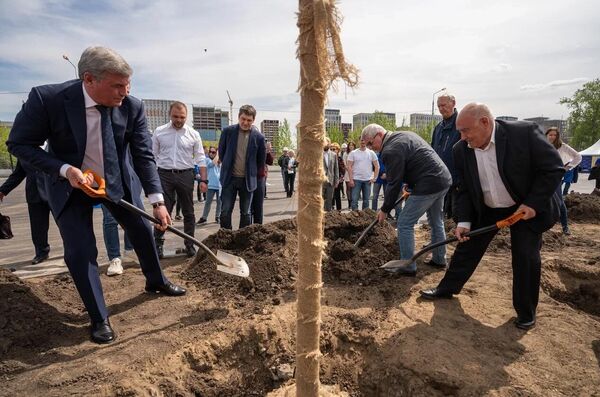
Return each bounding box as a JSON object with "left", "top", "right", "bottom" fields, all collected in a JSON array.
[{"left": 158, "top": 168, "right": 193, "bottom": 173}]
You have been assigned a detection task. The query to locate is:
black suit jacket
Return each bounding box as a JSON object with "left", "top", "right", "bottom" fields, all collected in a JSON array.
[
  {"left": 7, "top": 80, "right": 161, "bottom": 217},
  {"left": 453, "top": 120, "right": 564, "bottom": 233},
  {"left": 0, "top": 160, "right": 44, "bottom": 204}
]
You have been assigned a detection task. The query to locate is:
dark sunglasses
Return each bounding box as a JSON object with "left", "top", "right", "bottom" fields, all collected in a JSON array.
[{"left": 209, "top": 151, "right": 217, "bottom": 154}]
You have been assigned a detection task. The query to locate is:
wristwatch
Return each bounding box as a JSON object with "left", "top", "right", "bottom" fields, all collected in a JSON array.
[
  {"left": 200, "top": 180, "right": 208, "bottom": 184},
  {"left": 152, "top": 202, "right": 165, "bottom": 209}
]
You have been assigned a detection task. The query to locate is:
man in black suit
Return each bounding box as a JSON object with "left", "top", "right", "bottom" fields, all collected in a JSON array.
[
  {"left": 0, "top": 160, "right": 51, "bottom": 264},
  {"left": 7, "top": 46, "right": 186, "bottom": 344},
  {"left": 420, "top": 103, "right": 564, "bottom": 330}
]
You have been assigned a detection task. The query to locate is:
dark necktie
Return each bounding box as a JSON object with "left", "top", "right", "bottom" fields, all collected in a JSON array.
[{"left": 96, "top": 105, "right": 124, "bottom": 202}]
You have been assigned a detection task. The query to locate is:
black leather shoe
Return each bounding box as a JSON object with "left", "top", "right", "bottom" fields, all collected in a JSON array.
[
  {"left": 145, "top": 281, "right": 187, "bottom": 296},
  {"left": 156, "top": 244, "right": 164, "bottom": 259},
  {"left": 185, "top": 245, "right": 196, "bottom": 258},
  {"left": 419, "top": 287, "right": 453, "bottom": 300},
  {"left": 91, "top": 318, "right": 115, "bottom": 344},
  {"left": 514, "top": 317, "right": 536, "bottom": 330},
  {"left": 385, "top": 265, "right": 417, "bottom": 277},
  {"left": 32, "top": 253, "right": 49, "bottom": 264},
  {"left": 196, "top": 217, "right": 207, "bottom": 225},
  {"left": 424, "top": 259, "right": 447, "bottom": 268}
]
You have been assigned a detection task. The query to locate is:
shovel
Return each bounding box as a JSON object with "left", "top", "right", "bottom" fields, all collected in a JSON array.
[
  {"left": 380, "top": 211, "right": 526, "bottom": 270},
  {"left": 80, "top": 170, "right": 249, "bottom": 278},
  {"left": 354, "top": 190, "right": 410, "bottom": 247}
]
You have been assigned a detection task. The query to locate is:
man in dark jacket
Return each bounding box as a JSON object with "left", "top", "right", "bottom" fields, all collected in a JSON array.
[
  {"left": 0, "top": 160, "right": 51, "bottom": 263},
  {"left": 218, "top": 104, "right": 266, "bottom": 229},
  {"left": 431, "top": 93, "right": 461, "bottom": 218},
  {"left": 362, "top": 123, "right": 452, "bottom": 276},
  {"left": 420, "top": 103, "right": 564, "bottom": 331}
]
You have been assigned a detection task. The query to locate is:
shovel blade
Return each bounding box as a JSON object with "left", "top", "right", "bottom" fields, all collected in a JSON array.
[
  {"left": 215, "top": 250, "right": 250, "bottom": 278},
  {"left": 380, "top": 259, "right": 412, "bottom": 270}
]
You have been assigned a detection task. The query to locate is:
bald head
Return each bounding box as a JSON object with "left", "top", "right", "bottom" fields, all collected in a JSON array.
[{"left": 456, "top": 103, "right": 495, "bottom": 149}]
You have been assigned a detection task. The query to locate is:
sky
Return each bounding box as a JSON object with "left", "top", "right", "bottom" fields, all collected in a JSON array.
[{"left": 0, "top": 0, "right": 598, "bottom": 131}]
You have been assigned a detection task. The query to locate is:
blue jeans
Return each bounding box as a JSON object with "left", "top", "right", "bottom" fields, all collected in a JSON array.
[
  {"left": 555, "top": 185, "right": 568, "bottom": 231},
  {"left": 351, "top": 180, "right": 371, "bottom": 210},
  {"left": 220, "top": 176, "right": 253, "bottom": 230},
  {"left": 397, "top": 189, "right": 447, "bottom": 270},
  {"left": 101, "top": 205, "right": 133, "bottom": 260},
  {"left": 371, "top": 182, "right": 386, "bottom": 210},
  {"left": 201, "top": 189, "right": 221, "bottom": 221}
]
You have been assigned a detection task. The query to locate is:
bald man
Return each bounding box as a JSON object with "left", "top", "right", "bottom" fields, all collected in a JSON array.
[{"left": 420, "top": 103, "right": 564, "bottom": 331}]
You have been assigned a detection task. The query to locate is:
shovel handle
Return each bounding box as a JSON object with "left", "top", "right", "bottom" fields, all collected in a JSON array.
[
  {"left": 354, "top": 189, "right": 410, "bottom": 247},
  {"left": 80, "top": 170, "right": 108, "bottom": 199},
  {"left": 495, "top": 211, "right": 525, "bottom": 228},
  {"left": 80, "top": 170, "right": 223, "bottom": 265}
]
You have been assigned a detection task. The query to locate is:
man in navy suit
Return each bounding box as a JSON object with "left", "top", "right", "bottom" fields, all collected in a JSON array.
[
  {"left": 0, "top": 160, "right": 51, "bottom": 264},
  {"left": 218, "top": 105, "right": 266, "bottom": 229},
  {"left": 420, "top": 103, "right": 563, "bottom": 330},
  {"left": 7, "top": 46, "right": 186, "bottom": 344}
]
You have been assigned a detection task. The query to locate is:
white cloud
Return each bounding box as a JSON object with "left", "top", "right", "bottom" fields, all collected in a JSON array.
[{"left": 520, "top": 78, "right": 590, "bottom": 91}]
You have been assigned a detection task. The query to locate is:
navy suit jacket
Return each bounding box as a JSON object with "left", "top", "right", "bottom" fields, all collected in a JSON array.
[
  {"left": 453, "top": 120, "right": 564, "bottom": 233},
  {"left": 7, "top": 79, "right": 162, "bottom": 217},
  {"left": 218, "top": 124, "right": 266, "bottom": 192},
  {"left": 0, "top": 160, "right": 44, "bottom": 204}
]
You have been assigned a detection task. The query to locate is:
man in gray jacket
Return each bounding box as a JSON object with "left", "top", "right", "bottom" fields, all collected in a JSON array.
[{"left": 361, "top": 124, "right": 452, "bottom": 276}]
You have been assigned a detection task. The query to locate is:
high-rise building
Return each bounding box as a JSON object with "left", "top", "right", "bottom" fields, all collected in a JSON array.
[
  {"left": 409, "top": 113, "right": 442, "bottom": 132},
  {"left": 353, "top": 112, "right": 396, "bottom": 130},
  {"left": 192, "top": 106, "right": 229, "bottom": 142},
  {"left": 341, "top": 123, "right": 352, "bottom": 139},
  {"left": 260, "top": 119, "right": 279, "bottom": 146},
  {"left": 324, "top": 108, "right": 342, "bottom": 132},
  {"left": 142, "top": 99, "right": 175, "bottom": 133}
]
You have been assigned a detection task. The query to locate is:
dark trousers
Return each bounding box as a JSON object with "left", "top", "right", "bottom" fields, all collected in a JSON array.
[
  {"left": 437, "top": 206, "right": 542, "bottom": 322},
  {"left": 284, "top": 173, "right": 296, "bottom": 197},
  {"left": 56, "top": 191, "right": 166, "bottom": 323},
  {"left": 252, "top": 178, "right": 266, "bottom": 224},
  {"left": 333, "top": 184, "right": 342, "bottom": 210},
  {"left": 27, "top": 201, "right": 51, "bottom": 257},
  {"left": 220, "top": 176, "right": 253, "bottom": 230},
  {"left": 154, "top": 169, "right": 196, "bottom": 249}
]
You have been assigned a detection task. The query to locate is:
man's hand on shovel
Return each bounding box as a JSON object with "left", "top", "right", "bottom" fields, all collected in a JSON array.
[{"left": 153, "top": 204, "right": 171, "bottom": 232}]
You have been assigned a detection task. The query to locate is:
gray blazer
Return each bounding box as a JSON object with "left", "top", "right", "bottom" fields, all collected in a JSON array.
[{"left": 323, "top": 150, "right": 339, "bottom": 186}]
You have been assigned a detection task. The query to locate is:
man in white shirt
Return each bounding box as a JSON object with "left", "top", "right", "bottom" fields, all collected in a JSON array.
[
  {"left": 152, "top": 102, "right": 207, "bottom": 258},
  {"left": 420, "top": 103, "right": 564, "bottom": 331},
  {"left": 347, "top": 139, "right": 379, "bottom": 210}
]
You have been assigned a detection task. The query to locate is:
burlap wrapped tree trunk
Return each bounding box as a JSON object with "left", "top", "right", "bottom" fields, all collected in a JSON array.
[{"left": 295, "top": 1, "right": 358, "bottom": 396}]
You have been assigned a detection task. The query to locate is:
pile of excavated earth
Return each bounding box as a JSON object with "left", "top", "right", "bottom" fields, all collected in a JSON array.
[{"left": 1, "top": 193, "right": 599, "bottom": 396}]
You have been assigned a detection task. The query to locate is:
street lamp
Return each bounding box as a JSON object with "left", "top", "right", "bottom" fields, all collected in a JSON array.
[
  {"left": 62, "top": 54, "right": 78, "bottom": 79},
  {"left": 431, "top": 87, "right": 446, "bottom": 116}
]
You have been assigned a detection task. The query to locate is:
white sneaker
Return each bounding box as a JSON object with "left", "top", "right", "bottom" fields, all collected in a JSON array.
[
  {"left": 123, "top": 249, "right": 138, "bottom": 263},
  {"left": 106, "top": 257, "right": 124, "bottom": 276}
]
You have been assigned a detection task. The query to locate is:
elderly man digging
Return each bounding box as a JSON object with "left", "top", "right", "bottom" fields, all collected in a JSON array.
[{"left": 361, "top": 124, "right": 452, "bottom": 276}]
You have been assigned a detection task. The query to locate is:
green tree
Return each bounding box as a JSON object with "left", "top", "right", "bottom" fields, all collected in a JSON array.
[
  {"left": 326, "top": 125, "right": 344, "bottom": 145},
  {"left": 347, "top": 127, "right": 361, "bottom": 145},
  {"left": 368, "top": 110, "right": 397, "bottom": 131},
  {"left": 275, "top": 118, "right": 293, "bottom": 155},
  {"left": 560, "top": 78, "right": 600, "bottom": 150},
  {"left": 414, "top": 121, "right": 437, "bottom": 143},
  {"left": 0, "top": 126, "right": 15, "bottom": 170}
]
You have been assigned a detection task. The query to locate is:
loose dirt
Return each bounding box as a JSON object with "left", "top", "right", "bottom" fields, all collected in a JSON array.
[{"left": 1, "top": 199, "right": 599, "bottom": 396}]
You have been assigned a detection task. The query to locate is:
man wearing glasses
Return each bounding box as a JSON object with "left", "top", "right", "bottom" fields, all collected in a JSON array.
[{"left": 362, "top": 123, "right": 451, "bottom": 276}]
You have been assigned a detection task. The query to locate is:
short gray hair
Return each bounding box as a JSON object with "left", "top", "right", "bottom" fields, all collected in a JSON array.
[
  {"left": 438, "top": 93, "right": 456, "bottom": 102},
  {"left": 78, "top": 46, "right": 132, "bottom": 80},
  {"left": 361, "top": 123, "right": 386, "bottom": 140}
]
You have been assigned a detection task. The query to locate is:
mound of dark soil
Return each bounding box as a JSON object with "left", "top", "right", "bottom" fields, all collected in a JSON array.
[{"left": 565, "top": 193, "right": 600, "bottom": 223}]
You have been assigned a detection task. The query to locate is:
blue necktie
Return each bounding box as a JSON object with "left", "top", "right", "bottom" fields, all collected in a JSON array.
[{"left": 96, "top": 105, "right": 124, "bottom": 202}]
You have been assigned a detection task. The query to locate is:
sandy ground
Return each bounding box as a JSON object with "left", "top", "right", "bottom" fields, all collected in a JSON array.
[{"left": 1, "top": 194, "right": 600, "bottom": 396}]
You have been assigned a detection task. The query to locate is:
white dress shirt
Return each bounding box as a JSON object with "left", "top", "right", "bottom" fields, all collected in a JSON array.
[
  {"left": 152, "top": 122, "right": 205, "bottom": 170},
  {"left": 557, "top": 143, "right": 582, "bottom": 170},
  {"left": 60, "top": 83, "right": 163, "bottom": 203},
  {"left": 458, "top": 123, "right": 515, "bottom": 230}
]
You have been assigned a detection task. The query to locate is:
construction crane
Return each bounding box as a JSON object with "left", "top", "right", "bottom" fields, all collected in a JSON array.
[{"left": 226, "top": 90, "right": 233, "bottom": 126}]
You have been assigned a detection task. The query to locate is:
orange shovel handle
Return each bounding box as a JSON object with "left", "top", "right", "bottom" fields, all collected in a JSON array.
[
  {"left": 496, "top": 211, "right": 525, "bottom": 229},
  {"left": 80, "top": 169, "right": 107, "bottom": 199}
]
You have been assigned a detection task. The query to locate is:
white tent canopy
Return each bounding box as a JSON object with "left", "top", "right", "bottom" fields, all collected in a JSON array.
[{"left": 579, "top": 138, "right": 600, "bottom": 155}]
